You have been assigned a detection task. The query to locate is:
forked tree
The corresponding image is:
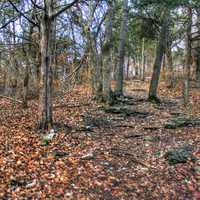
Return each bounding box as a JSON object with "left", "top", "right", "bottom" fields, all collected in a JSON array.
[{"left": 7, "top": 0, "right": 79, "bottom": 130}]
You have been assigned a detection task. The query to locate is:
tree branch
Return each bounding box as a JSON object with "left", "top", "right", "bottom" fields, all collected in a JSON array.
[
  {"left": 52, "top": 0, "right": 79, "bottom": 19},
  {"left": 30, "top": 0, "right": 44, "bottom": 10},
  {"left": 7, "top": 0, "right": 39, "bottom": 27},
  {"left": 0, "top": 16, "right": 18, "bottom": 29},
  {"left": 95, "top": 11, "right": 107, "bottom": 37}
]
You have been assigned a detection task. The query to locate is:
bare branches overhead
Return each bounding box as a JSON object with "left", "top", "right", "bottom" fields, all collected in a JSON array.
[
  {"left": 52, "top": 0, "right": 80, "bottom": 18},
  {"left": 7, "top": 0, "right": 39, "bottom": 27}
]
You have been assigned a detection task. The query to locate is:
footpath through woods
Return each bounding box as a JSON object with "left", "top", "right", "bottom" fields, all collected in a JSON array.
[{"left": 0, "top": 81, "right": 200, "bottom": 199}]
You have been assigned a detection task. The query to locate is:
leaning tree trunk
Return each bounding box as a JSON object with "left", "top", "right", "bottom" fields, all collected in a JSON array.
[
  {"left": 183, "top": 7, "right": 192, "bottom": 106},
  {"left": 115, "top": 0, "right": 128, "bottom": 96},
  {"left": 148, "top": 10, "right": 169, "bottom": 102},
  {"left": 38, "top": 14, "right": 54, "bottom": 130}
]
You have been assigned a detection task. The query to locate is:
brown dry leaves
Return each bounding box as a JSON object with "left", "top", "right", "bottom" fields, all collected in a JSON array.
[{"left": 0, "top": 82, "right": 200, "bottom": 199}]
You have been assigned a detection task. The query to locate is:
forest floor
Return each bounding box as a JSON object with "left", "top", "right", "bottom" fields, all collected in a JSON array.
[{"left": 0, "top": 80, "right": 200, "bottom": 200}]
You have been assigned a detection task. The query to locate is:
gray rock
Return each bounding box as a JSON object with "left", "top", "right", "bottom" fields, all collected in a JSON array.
[
  {"left": 165, "top": 116, "right": 200, "bottom": 129},
  {"left": 164, "top": 145, "right": 197, "bottom": 165}
]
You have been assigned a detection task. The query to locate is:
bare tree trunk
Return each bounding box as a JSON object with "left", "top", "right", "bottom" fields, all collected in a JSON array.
[
  {"left": 23, "top": 63, "right": 29, "bottom": 108},
  {"left": 196, "top": 47, "right": 200, "bottom": 85},
  {"left": 5, "top": 22, "right": 18, "bottom": 96},
  {"left": 78, "top": 1, "right": 102, "bottom": 99},
  {"left": 115, "top": 0, "right": 128, "bottom": 96},
  {"left": 35, "top": 48, "right": 41, "bottom": 93},
  {"left": 90, "top": 33, "right": 102, "bottom": 99},
  {"left": 51, "top": 18, "right": 57, "bottom": 86},
  {"left": 166, "top": 44, "right": 174, "bottom": 88},
  {"left": 38, "top": 2, "right": 54, "bottom": 130},
  {"left": 165, "top": 15, "right": 174, "bottom": 88},
  {"left": 141, "top": 38, "right": 145, "bottom": 81},
  {"left": 195, "top": 8, "right": 200, "bottom": 86},
  {"left": 162, "top": 54, "right": 166, "bottom": 79},
  {"left": 102, "top": 0, "right": 114, "bottom": 104},
  {"left": 183, "top": 7, "right": 192, "bottom": 105},
  {"left": 135, "top": 55, "right": 139, "bottom": 78},
  {"left": 148, "top": 10, "right": 169, "bottom": 102},
  {"left": 22, "top": 19, "right": 35, "bottom": 108},
  {"left": 127, "top": 54, "right": 130, "bottom": 79}
]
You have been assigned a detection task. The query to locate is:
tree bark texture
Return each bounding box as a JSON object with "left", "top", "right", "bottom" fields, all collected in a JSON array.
[{"left": 115, "top": 0, "right": 129, "bottom": 96}]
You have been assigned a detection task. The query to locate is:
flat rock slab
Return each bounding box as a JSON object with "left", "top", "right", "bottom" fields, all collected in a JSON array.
[
  {"left": 81, "top": 114, "right": 113, "bottom": 128},
  {"left": 104, "top": 106, "right": 151, "bottom": 118},
  {"left": 154, "top": 101, "right": 177, "bottom": 110},
  {"left": 165, "top": 116, "right": 200, "bottom": 129}
]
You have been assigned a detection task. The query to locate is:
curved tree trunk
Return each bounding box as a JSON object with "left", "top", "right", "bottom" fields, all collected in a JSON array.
[{"left": 148, "top": 10, "right": 169, "bottom": 102}]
